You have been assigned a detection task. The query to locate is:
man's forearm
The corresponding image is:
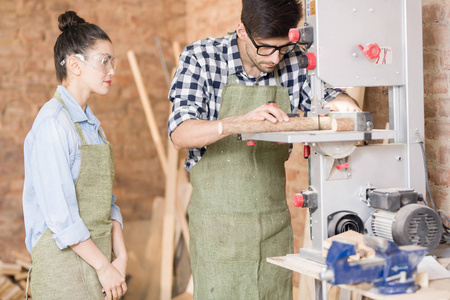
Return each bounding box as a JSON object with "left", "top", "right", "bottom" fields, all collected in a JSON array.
[
  {"left": 171, "top": 104, "right": 291, "bottom": 150},
  {"left": 171, "top": 119, "right": 232, "bottom": 150}
]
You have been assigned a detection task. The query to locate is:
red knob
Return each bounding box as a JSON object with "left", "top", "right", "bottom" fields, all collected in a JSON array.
[
  {"left": 358, "top": 43, "right": 381, "bottom": 60},
  {"left": 306, "top": 52, "right": 316, "bottom": 70},
  {"left": 289, "top": 28, "right": 300, "bottom": 43},
  {"left": 304, "top": 144, "right": 311, "bottom": 159},
  {"left": 247, "top": 140, "right": 256, "bottom": 146},
  {"left": 336, "top": 163, "right": 349, "bottom": 170},
  {"left": 293, "top": 193, "right": 305, "bottom": 207}
]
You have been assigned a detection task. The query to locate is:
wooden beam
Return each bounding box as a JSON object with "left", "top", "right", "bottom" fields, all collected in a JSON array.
[
  {"left": 159, "top": 144, "right": 179, "bottom": 300},
  {"left": 127, "top": 50, "right": 168, "bottom": 175}
]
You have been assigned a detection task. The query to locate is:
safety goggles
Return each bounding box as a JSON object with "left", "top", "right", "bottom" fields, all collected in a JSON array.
[{"left": 61, "top": 53, "right": 117, "bottom": 74}]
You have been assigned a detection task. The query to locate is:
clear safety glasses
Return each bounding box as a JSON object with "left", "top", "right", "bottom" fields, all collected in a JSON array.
[{"left": 60, "top": 53, "right": 117, "bottom": 74}]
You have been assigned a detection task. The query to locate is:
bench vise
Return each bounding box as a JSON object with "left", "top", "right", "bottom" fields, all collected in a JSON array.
[{"left": 321, "top": 236, "right": 428, "bottom": 294}]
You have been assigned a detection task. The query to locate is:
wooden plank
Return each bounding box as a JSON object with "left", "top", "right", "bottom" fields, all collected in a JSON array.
[
  {"left": 270, "top": 253, "right": 450, "bottom": 300},
  {"left": 18, "top": 280, "right": 32, "bottom": 297},
  {"left": 345, "top": 87, "right": 366, "bottom": 110},
  {"left": 297, "top": 209, "right": 316, "bottom": 300},
  {"left": 0, "top": 261, "right": 22, "bottom": 276},
  {"left": 13, "top": 272, "right": 29, "bottom": 281},
  {"left": 1, "top": 285, "right": 22, "bottom": 300},
  {"left": 0, "top": 276, "right": 14, "bottom": 297},
  {"left": 173, "top": 292, "right": 193, "bottom": 300},
  {"left": 10, "top": 251, "right": 31, "bottom": 264},
  {"left": 127, "top": 50, "right": 168, "bottom": 175},
  {"left": 15, "top": 259, "right": 32, "bottom": 271},
  {"left": 142, "top": 197, "right": 165, "bottom": 300},
  {"left": 159, "top": 144, "right": 179, "bottom": 300}
]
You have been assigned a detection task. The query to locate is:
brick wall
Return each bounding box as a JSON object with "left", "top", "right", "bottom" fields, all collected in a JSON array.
[
  {"left": 1, "top": 0, "right": 448, "bottom": 270},
  {"left": 0, "top": 0, "right": 186, "bottom": 260},
  {"left": 422, "top": 0, "right": 450, "bottom": 217}
]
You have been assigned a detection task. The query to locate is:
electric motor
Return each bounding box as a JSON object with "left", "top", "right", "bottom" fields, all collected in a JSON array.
[{"left": 372, "top": 203, "right": 442, "bottom": 251}]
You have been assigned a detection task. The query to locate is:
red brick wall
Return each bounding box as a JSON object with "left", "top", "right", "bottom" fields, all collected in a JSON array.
[
  {"left": 422, "top": 1, "right": 450, "bottom": 218},
  {"left": 0, "top": 0, "right": 186, "bottom": 260},
  {"left": 1, "top": 0, "right": 448, "bottom": 267}
]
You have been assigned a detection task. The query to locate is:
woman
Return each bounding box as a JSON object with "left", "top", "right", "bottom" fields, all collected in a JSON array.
[{"left": 23, "top": 11, "right": 127, "bottom": 300}]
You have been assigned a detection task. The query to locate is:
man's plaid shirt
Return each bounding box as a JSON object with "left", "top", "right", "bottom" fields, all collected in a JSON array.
[{"left": 168, "top": 32, "right": 342, "bottom": 172}]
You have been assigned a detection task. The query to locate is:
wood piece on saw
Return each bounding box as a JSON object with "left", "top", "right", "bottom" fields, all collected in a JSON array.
[
  {"left": 218, "top": 116, "right": 332, "bottom": 135},
  {"left": 331, "top": 118, "right": 354, "bottom": 132}
]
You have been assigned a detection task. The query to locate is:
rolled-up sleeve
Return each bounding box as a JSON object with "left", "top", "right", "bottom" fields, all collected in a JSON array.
[
  {"left": 31, "top": 118, "right": 90, "bottom": 249},
  {"left": 110, "top": 194, "right": 123, "bottom": 228},
  {"left": 168, "top": 48, "right": 209, "bottom": 140}
]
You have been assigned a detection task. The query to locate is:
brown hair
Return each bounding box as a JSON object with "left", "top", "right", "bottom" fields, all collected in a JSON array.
[
  {"left": 241, "top": 0, "right": 302, "bottom": 39},
  {"left": 54, "top": 11, "right": 111, "bottom": 82}
]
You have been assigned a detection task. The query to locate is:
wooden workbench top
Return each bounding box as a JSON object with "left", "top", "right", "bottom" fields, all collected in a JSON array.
[{"left": 267, "top": 254, "right": 450, "bottom": 300}]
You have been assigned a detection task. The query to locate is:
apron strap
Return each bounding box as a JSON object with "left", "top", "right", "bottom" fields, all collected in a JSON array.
[
  {"left": 25, "top": 267, "right": 32, "bottom": 299},
  {"left": 228, "top": 73, "right": 237, "bottom": 86},
  {"left": 54, "top": 91, "right": 108, "bottom": 145},
  {"left": 274, "top": 69, "right": 282, "bottom": 87}
]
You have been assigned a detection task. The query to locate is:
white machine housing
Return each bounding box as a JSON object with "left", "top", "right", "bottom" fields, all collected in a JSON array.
[{"left": 241, "top": 0, "right": 426, "bottom": 263}]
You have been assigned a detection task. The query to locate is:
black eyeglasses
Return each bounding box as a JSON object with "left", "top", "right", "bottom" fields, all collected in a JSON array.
[{"left": 247, "top": 33, "right": 297, "bottom": 56}]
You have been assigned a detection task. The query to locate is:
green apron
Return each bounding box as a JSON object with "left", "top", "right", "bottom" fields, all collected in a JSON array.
[
  {"left": 30, "top": 92, "right": 114, "bottom": 299},
  {"left": 189, "top": 72, "right": 294, "bottom": 300}
]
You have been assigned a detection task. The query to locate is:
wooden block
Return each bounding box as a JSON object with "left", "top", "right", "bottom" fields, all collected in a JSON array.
[
  {"left": 160, "top": 145, "right": 179, "bottom": 300},
  {"left": 14, "top": 271, "right": 29, "bottom": 281},
  {"left": 0, "top": 261, "right": 22, "bottom": 276},
  {"left": 172, "top": 292, "right": 193, "bottom": 300},
  {"left": 15, "top": 259, "right": 32, "bottom": 271},
  {"left": 1, "top": 285, "right": 23, "bottom": 300},
  {"left": 10, "top": 251, "right": 31, "bottom": 264},
  {"left": 322, "top": 230, "right": 375, "bottom": 260},
  {"left": 415, "top": 272, "right": 429, "bottom": 288},
  {"left": 0, "top": 276, "right": 14, "bottom": 297},
  {"left": 18, "top": 279, "right": 32, "bottom": 297},
  {"left": 328, "top": 285, "right": 340, "bottom": 300}
]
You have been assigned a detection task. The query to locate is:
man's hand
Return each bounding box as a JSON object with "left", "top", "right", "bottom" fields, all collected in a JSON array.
[
  {"left": 241, "top": 104, "right": 290, "bottom": 123},
  {"left": 325, "top": 94, "right": 361, "bottom": 112}
]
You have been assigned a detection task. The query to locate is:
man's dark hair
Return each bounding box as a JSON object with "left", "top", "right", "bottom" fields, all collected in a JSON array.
[
  {"left": 54, "top": 11, "right": 111, "bottom": 82},
  {"left": 241, "top": 0, "right": 302, "bottom": 38}
]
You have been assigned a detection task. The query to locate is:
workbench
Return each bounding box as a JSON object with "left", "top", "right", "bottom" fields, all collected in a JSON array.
[{"left": 268, "top": 254, "right": 450, "bottom": 300}]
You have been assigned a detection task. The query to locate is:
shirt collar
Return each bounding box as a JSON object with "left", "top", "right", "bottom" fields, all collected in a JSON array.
[
  {"left": 56, "top": 85, "right": 100, "bottom": 125},
  {"left": 226, "top": 31, "right": 268, "bottom": 80},
  {"left": 226, "top": 32, "right": 244, "bottom": 75}
]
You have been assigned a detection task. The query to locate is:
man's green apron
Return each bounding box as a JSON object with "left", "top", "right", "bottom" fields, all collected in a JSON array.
[
  {"left": 189, "top": 72, "right": 294, "bottom": 299},
  {"left": 30, "top": 92, "right": 114, "bottom": 299}
]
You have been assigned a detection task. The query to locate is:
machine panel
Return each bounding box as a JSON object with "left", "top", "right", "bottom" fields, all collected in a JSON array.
[{"left": 311, "top": 0, "right": 405, "bottom": 87}]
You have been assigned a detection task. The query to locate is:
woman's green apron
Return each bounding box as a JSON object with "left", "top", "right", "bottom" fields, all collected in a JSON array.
[
  {"left": 189, "top": 72, "right": 294, "bottom": 299},
  {"left": 30, "top": 92, "right": 114, "bottom": 299}
]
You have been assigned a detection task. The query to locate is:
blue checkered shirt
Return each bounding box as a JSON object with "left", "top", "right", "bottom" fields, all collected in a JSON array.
[{"left": 168, "top": 32, "right": 342, "bottom": 172}]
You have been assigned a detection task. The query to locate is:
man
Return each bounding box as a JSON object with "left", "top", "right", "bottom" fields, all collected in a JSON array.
[{"left": 168, "top": 0, "right": 359, "bottom": 299}]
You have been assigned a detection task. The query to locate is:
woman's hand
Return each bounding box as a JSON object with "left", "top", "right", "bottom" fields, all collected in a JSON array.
[
  {"left": 111, "top": 254, "right": 128, "bottom": 280},
  {"left": 96, "top": 262, "right": 127, "bottom": 300}
]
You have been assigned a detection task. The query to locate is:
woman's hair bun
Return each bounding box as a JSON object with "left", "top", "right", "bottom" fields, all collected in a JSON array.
[{"left": 58, "top": 11, "right": 86, "bottom": 32}]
